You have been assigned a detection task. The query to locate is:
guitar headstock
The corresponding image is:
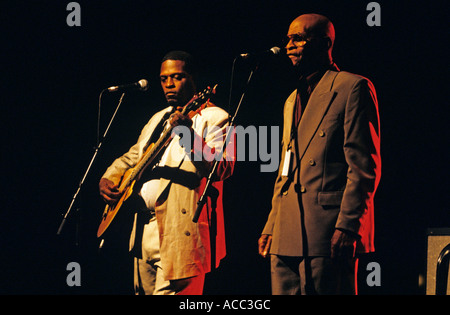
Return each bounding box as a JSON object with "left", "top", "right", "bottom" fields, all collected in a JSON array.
[{"left": 182, "top": 84, "right": 218, "bottom": 116}]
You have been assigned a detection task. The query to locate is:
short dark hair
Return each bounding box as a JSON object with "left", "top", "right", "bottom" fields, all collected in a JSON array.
[{"left": 161, "top": 50, "right": 198, "bottom": 80}]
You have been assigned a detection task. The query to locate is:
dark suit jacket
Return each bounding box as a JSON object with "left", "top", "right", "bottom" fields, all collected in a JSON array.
[{"left": 262, "top": 70, "right": 381, "bottom": 256}]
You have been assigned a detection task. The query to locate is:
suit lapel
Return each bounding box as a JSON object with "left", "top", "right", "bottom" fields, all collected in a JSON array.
[{"left": 297, "top": 71, "right": 339, "bottom": 160}]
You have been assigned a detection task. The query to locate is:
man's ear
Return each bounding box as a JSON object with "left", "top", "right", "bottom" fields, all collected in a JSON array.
[
  {"left": 317, "top": 37, "right": 332, "bottom": 51},
  {"left": 325, "top": 37, "right": 332, "bottom": 50}
]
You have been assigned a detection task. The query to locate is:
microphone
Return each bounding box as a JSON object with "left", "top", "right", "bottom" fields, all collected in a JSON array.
[
  {"left": 107, "top": 79, "right": 149, "bottom": 92},
  {"left": 239, "top": 47, "right": 282, "bottom": 61}
]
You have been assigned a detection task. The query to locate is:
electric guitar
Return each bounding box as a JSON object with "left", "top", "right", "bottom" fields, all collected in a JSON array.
[{"left": 97, "top": 85, "right": 217, "bottom": 237}]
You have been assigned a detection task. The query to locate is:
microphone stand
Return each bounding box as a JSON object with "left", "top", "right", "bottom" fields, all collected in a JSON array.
[
  {"left": 192, "top": 60, "right": 258, "bottom": 223},
  {"left": 57, "top": 91, "right": 126, "bottom": 235}
]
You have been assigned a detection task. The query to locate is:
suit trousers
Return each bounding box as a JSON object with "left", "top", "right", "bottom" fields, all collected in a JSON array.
[
  {"left": 134, "top": 216, "right": 205, "bottom": 295},
  {"left": 270, "top": 254, "right": 358, "bottom": 295}
]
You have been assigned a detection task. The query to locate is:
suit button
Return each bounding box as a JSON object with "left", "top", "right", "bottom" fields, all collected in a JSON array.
[
  {"left": 185, "top": 231, "right": 191, "bottom": 236},
  {"left": 309, "top": 159, "right": 316, "bottom": 166},
  {"left": 181, "top": 208, "right": 187, "bottom": 214},
  {"left": 319, "top": 130, "right": 325, "bottom": 137},
  {"left": 300, "top": 186, "right": 306, "bottom": 193}
]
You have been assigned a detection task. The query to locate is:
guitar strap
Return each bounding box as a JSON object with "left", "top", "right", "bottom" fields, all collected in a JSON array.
[{"left": 143, "top": 106, "right": 175, "bottom": 152}]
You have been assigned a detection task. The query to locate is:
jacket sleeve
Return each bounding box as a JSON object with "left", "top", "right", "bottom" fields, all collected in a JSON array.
[
  {"left": 336, "top": 78, "right": 381, "bottom": 235},
  {"left": 101, "top": 114, "right": 160, "bottom": 185},
  {"left": 261, "top": 144, "right": 287, "bottom": 235},
  {"left": 261, "top": 91, "right": 295, "bottom": 236},
  {"left": 190, "top": 106, "right": 235, "bottom": 181}
]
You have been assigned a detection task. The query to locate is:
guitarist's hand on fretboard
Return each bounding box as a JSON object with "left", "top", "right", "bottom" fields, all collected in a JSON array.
[{"left": 168, "top": 107, "right": 193, "bottom": 129}]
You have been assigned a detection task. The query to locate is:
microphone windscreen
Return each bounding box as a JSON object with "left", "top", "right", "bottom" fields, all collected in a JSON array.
[{"left": 138, "top": 79, "right": 149, "bottom": 91}]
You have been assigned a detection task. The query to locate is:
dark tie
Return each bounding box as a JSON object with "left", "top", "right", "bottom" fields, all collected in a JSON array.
[{"left": 294, "top": 77, "right": 309, "bottom": 127}]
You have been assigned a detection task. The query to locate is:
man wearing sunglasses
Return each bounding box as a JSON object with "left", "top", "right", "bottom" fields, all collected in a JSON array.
[{"left": 258, "top": 14, "right": 381, "bottom": 295}]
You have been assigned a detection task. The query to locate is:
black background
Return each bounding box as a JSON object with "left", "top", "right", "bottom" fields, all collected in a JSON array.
[{"left": 0, "top": 0, "right": 448, "bottom": 295}]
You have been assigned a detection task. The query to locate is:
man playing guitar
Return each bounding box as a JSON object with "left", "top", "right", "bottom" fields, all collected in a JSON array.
[{"left": 99, "top": 51, "right": 235, "bottom": 294}]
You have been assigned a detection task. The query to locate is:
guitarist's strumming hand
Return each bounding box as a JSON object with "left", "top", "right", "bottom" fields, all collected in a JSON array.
[{"left": 99, "top": 178, "right": 122, "bottom": 205}]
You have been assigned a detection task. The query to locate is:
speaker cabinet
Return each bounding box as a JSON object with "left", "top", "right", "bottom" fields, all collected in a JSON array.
[{"left": 426, "top": 228, "right": 450, "bottom": 295}]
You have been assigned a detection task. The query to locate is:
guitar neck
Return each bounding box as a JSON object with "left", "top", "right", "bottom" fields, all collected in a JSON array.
[
  {"left": 128, "top": 124, "right": 174, "bottom": 184},
  {"left": 122, "top": 86, "right": 215, "bottom": 188},
  {"left": 134, "top": 97, "right": 198, "bottom": 176}
]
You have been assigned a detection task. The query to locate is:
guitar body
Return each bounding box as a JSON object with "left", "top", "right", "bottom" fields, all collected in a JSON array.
[{"left": 97, "top": 168, "right": 136, "bottom": 237}]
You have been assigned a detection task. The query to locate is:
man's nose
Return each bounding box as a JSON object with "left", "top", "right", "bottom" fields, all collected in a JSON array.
[
  {"left": 165, "top": 77, "right": 175, "bottom": 88},
  {"left": 285, "top": 38, "right": 295, "bottom": 51}
]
